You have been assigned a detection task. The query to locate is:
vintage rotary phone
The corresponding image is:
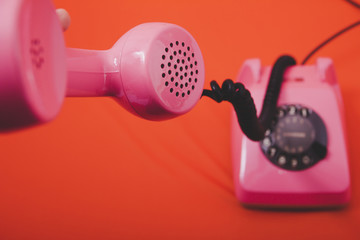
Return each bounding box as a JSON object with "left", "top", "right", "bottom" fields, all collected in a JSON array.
[
  {"left": 232, "top": 56, "right": 349, "bottom": 208},
  {"left": 203, "top": 20, "right": 359, "bottom": 208},
  {"left": 0, "top": 0, "right": 205, "bottom": 131}
]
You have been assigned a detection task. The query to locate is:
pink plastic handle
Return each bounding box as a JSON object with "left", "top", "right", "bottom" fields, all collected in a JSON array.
[
  {"left": 0, "top": 0, "right": 204, "bottom": 131},
  {"left": 64, "top": 23, "right": 205, "bottom": 121},
  {"left": 66, "top": 48, "right": 114, "bottom": 97}
]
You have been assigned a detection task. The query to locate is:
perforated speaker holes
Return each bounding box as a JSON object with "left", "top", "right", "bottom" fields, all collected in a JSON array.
[{"left": 160, "top": 41, "right": 199, "bottom": 97}]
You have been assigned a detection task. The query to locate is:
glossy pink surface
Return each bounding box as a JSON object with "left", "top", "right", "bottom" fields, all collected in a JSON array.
[
  {"left": 232, "top": 58, "right": 350, "bottom": 208},
  {"left": 0, "top": 0, "right": 204, "bottom": 132},
  {"left": 0, "top": 0, "right": 66, "bottom": 131},
  {"left": 67, "top": 23, "right": 205, "bottom": 121}
]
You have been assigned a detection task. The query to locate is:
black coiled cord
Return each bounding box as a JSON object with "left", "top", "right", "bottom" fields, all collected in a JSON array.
[
  {"left": 202, "top": 55, "right": 296, "bottom": 141},
  {"left": 202, "top": 79, "right": 265, "bottom": 141}
]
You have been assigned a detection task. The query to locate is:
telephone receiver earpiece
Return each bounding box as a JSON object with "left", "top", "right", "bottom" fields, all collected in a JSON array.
[
  {"left": 66, "top": 22, "right": 205, "bottom": 121},
  {"left": 0, "top": 0, "right": 205, "bottom": 131}
]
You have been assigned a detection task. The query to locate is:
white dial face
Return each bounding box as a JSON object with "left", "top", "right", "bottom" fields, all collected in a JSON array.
[
  {"left": 260, "top": 105, "right": 327, "bottom": 171},
  {"left": 275, "top": 115, "right": 315, "bottom": 154}
]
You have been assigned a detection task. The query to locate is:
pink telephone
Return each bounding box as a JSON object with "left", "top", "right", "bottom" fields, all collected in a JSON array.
[
  {"left": 231, "top": 58, "right": 350, "bottom": 208},
  {"left": 0, "top": 0, "right": 204, "bottom": 131},
  {"left": 202, "top": 17, "right": 358, "bottom": 208},
  {"left": 203, "top": 55, "right": 350, "bottom": 208}
]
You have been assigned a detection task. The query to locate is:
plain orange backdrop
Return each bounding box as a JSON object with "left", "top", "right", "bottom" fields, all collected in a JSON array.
[{"left": 0, "top": 0, "right": 360, "bottom": 239}]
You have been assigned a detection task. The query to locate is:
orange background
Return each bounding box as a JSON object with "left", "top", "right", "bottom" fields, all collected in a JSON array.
[{"left": 1, "top": 0, "right": 360, "bottom": 239}]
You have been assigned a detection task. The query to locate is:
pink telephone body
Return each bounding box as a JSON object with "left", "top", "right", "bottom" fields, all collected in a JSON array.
[
  {"left": 0, "top": 0, "right": 204, "bottom": 131},
  {"left": 232, "top": 58, "right": 350, "bottom": 208}
]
